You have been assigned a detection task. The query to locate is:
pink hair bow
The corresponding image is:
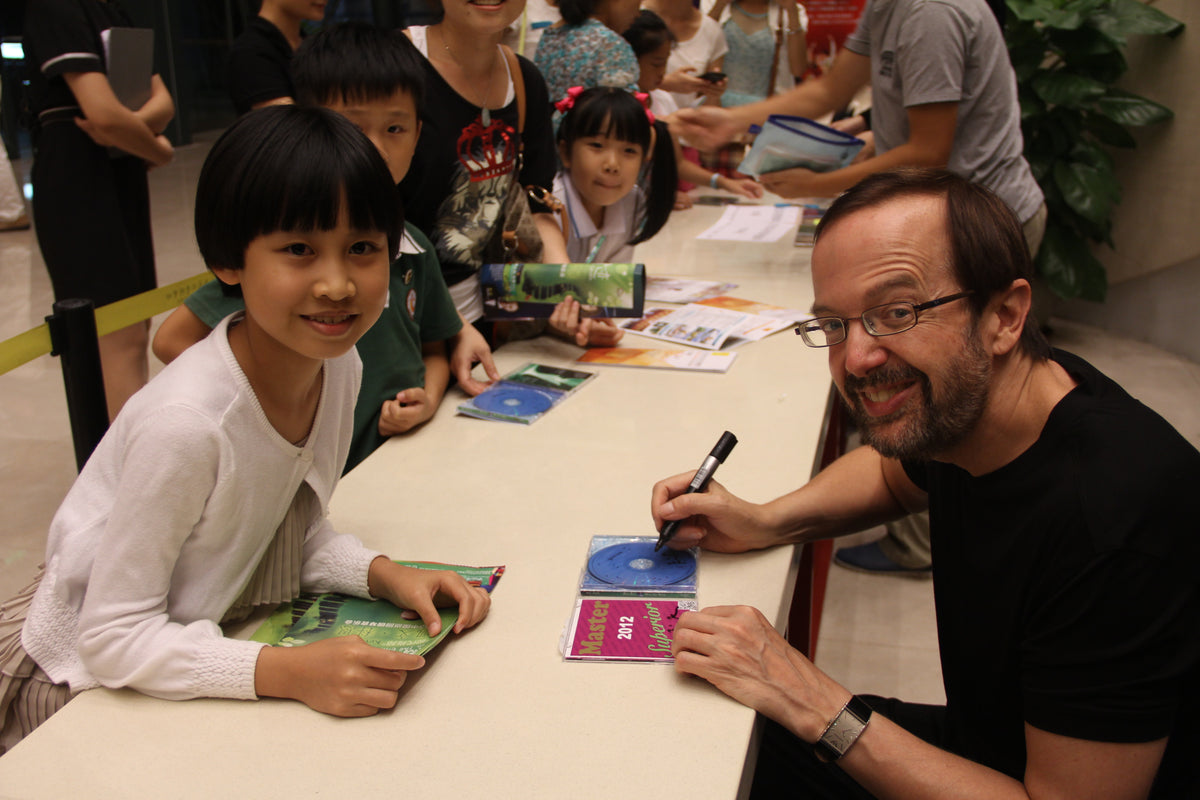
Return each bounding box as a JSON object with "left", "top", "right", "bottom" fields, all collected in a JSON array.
[
  {"left": 555, "top": 86, "right": 585, "bottom": 114},
  {"left": 634, "top": 92, "right": 656, "bottom": 124}
]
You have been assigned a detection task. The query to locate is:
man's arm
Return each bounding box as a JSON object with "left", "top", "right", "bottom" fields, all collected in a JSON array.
[
  {"left": 670, "top": 49, "right": 872, "bottom": 151},
  {"left": 759, "top": 101, "right": 958, "bottom": 198},
  {"left": 673, "top": 606, "right": 1168, "bottom": 800},
  {"left": 651, "top": 444, "right": 924, "bottom": 553}
]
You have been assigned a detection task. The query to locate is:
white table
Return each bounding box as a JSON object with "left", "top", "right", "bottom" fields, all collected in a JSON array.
[{"left": 0, "top": 198, "right": 833, "bottom": 799}]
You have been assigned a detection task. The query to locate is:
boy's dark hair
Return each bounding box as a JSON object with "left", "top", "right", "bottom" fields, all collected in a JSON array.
[
  {"left": 195, "top": 106, "right": 403, "bottom": 282},
  {"left": 622, "top": 9, "right": 675, "bottom": 56},
  {"left": 291, "top": 22, "right": 425, "bottom": 112},
  {"left": 556, "top": 87, "right": 677, "bottom": 245},
  {"left": 816, "top": 167, "right": 1051, "bottom": 359}
]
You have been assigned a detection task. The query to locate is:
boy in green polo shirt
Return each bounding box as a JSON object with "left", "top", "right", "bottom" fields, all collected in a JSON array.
[{"left": 153, "top": 23, "right": 483, "bottom": 472}]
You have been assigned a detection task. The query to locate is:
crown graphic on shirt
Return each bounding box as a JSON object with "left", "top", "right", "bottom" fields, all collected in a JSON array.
[{"left": 456, "top": 117, "right": 517, "bottom": 182}]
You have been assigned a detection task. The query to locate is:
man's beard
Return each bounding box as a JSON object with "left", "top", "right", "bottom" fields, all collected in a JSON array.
[{"left": 841, "top": 330, "right": 991, "bottom": 461}]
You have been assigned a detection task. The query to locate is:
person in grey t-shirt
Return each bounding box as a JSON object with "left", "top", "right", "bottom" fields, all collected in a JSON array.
[
  {"left": 674, "top": 0, "right": 1046, "bottom": 578},
  {"left": 673, "top": 0, "right": 1045, "bottom": 232}
]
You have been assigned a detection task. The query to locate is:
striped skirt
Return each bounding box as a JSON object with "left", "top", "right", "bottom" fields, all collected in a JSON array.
[{"left": 0, "top": 484, "right": 313, "bottom": 753}]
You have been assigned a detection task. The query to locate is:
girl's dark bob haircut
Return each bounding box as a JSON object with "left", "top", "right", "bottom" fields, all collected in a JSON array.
[
  {"left": 557, "top": 87, "right": 676, "bottom": 245},
  {"left": 194, "top": 105, "right": 402, "bottom": 275}
]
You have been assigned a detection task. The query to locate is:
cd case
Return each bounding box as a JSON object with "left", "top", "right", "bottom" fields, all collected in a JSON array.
[
  {"left": 457, "top": 362, "right": 596, "bottom": 425},
  {"left": 578, "top": 535, "right": 698, "bottom": 597},
  {"left": 480, "top": 262, "right": 645, "bottom": 320},
  {"left": 563, "top": 597, "right": 698, "bottom": 662}
]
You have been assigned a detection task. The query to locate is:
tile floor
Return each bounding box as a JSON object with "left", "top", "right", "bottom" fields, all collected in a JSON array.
[{"left": 3, "top": 139, "right": 1199, "bottom": 710}]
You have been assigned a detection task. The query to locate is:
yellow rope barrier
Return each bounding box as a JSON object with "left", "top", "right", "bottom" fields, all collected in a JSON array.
[{"left": 0, "top": 271, "right": 214, "bottom": 376}]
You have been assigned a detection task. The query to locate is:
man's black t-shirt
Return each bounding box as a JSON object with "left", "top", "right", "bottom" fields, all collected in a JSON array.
[{"left": 904, "top": 349, "right": 1200, "bottom": 795}]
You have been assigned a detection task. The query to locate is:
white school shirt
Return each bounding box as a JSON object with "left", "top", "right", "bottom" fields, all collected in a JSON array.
[
  {"left": 23, "top": 314, "right": 380, "bottom": 700},
  {"left": 554, "top": 171, "right": 640, "bottom": 264}
]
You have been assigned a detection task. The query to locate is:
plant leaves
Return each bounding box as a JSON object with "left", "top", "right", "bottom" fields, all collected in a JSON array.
[
  {"left": 1095, "top": 89, "right": 1174, "bottom": 126},
  {"left": 1068, "top": 140, "right": 1114, "bottom": 172},
  {"left": 1049, "top": 25, "right": 1121, "bottom": 58},
  {"left": 1032, "top": 71, "right": 1107, "bottom": 107},
  {"left": 1008, "top": 0, "right": 1103, "bottom": 30},
  {"left": 1092, "top": 0, "right": 1185, "bottom": 39},
  {"left": 1036, "top": 221, "right": 1107, "bottom": 302},
  {"left": 1053, "top": 160, "right": 1120, "bottom": 227},
  {"left": 1083, "top": 111, "right": 1136, "bottom": 148}
]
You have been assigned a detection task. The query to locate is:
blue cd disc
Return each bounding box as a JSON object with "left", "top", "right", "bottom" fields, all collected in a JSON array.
[
  {"left": 473, "top": 385, "right": 554, "bottom": 418},
  {"left": 587, "top": 542, "right": 696, "bottom": 587}
]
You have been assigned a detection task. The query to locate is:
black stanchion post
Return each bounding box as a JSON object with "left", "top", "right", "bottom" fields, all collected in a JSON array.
[{"left": 46, "top": 299, "right": 109, "bottom": 471}]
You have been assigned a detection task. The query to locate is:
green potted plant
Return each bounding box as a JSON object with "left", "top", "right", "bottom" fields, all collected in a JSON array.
[{"left": 1004, "top": 0, "right": 1185, "bottom": 301}]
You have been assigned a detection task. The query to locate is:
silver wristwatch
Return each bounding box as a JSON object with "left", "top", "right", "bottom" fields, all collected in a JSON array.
[{"left": 814, "top": 695, "right": 873, "bottom": 762}]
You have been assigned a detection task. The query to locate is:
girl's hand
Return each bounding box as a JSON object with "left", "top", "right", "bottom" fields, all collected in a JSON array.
[
  {"left": 675, "top": 190, "right": 695, "bottom": 210},
  {"left": 255, "top": 636, "right": 424, "bottom": 717},
  {"left": 549, "top": 298, "right": 625, "bottom": 347},
  {"left": 758, "top": 166, "right": 825, "bottom": 199},
  {"left": 577, "top": 317, "right": 624, "bottom": 347},
  {"left": 719, "top": 176, "right": 765, "bottom": 199},
  {"left": 369, "top": 558, "right": 491, "bottom": 636},
  {"left": 378, "top": 387, "right": 434, "bottom": 436},
  {"left": 659, "top": 68, "right": 712, "bottom": 97},
  {"left": 449, "top": 321, "right": 500, "bottom": 396},
  {"left": 698, "top": 76, "right": 727, "bottom": 102}
]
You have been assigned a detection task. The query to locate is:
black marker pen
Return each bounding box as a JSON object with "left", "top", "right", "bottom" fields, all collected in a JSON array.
[{"left": 655, "top": 431, "right": 738, "bottom": 552}]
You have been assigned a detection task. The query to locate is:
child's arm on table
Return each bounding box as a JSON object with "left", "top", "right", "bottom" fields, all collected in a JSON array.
[
  {"left": 365, "top": 556, "right": 491, "bottom": 636},
  {"left": 378, "top": 340, "right": 451, "bottom": 435},
  {"left": 152, "top": 305, "right": 214, "bottom": 364},
  {"left": 677, "top": 156, "right": 763, "bottom": 200},
  {"left": 256, "top": 537, "right": 491, "bottom": 717},
  {"left": 254, "top": 557, "right": 491, "bottom": 717},
  {"left": 255, "top": 634, "right": 422, "bottom": 717},
  {"left": 449, "top": 315, "right": 500, "bottom": 396}
]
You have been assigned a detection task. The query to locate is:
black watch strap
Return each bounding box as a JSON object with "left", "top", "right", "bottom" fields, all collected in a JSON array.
[{"left": 813, "top": 695, "right": 873, "bottom": 762}]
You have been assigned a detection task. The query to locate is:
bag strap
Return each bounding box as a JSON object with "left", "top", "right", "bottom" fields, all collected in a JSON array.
[
  {"left": 767, "top": 27, "right": 783, "bottom": 98},
  {"left": 501, "top": 44, "right": 525, "bottom": 134}
]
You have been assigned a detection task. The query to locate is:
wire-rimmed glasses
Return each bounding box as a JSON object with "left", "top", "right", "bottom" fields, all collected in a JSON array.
[{"left": 795, "top": 291, "right": 974, "bottom": 347}]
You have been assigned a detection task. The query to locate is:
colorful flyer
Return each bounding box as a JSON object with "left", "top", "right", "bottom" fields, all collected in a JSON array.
[{"left": 576, "top": 347, "right": 737, "bottom": 373}]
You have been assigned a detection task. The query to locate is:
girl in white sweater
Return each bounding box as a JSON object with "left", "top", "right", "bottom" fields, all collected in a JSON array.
[{"left": 0, "top": 106, "right": 490, "bottom": 751}]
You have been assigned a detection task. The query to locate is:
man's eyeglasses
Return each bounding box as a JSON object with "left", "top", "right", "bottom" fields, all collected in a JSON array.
[{"left": 795, "top": 291, "right": 974, "bottom": 348}]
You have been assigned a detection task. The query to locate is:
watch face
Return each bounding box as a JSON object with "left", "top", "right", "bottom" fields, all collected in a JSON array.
[{"left": 816, "top": 697, "right": 873, "bottom": 761}]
